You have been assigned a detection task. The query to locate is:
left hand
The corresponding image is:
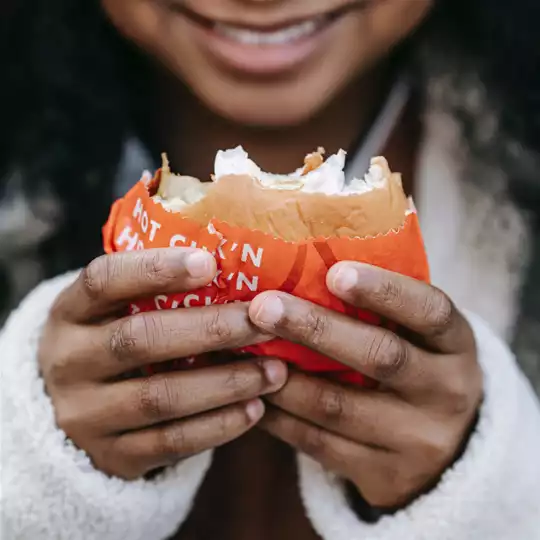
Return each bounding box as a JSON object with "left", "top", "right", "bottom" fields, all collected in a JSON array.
[{"left": 248, "top": 262, "right": 483, "bottom": 509}]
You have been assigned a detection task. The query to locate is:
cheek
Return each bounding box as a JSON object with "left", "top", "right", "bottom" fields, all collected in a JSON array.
[
  {"left": 101, "top": 0, "right": 205, "bottom": 95},
  {"left": 363, "top": 0, "right": 434, "bottom": 52},
  {"left": 100, "top": 0, "right": 172, "bottom": 54}
]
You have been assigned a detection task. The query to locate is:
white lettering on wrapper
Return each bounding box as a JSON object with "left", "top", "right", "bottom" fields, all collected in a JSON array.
[
  {"left": 154, "top": 295, "right": 170, "bottom": 310},
  {"left": 117, "top": 226, "right": 144, "bottom": 251},
  {"left": 169, "top": 235, "right": 201, "bottom": 249},
  {"left": 141, "top": 211, "right": 148, "bottom": 233},
  {"left": 183, "top": 294, "right": 199, "bottom": 308},
  {"left": 155, "top": 294, "right": 213, "bottom": 310},
  {"left": 131, "top": 198, "right": 161, "bottom": 244},
  {"left": 155, "top": 295, "right": 183, "bottom": 309},
  {"left": 236, "top": 272, "right": 259, "bottom": 292},
  {"left": 184, "top": 294, "right": 213, "bottom": 308},
  {"left": 148, "top": 220, "right": 161, "bottom": 242},
  {"left": 132, "top": 198, "right": 144, "bottom": 220},
  {"left": 170, "top": 234, "right": 187, "bottom": 247},
  {"left": 217, "top": 239, "right": 228, "bottom": 260},
  {"left": 211, "top": 269, "right": 223, "bottom": 287},
  {"left": 241, "top": 244, "right": 263, "bottom": 268},
  {"left": 132, "top": 199, "right": 150, "bottom": 233}
]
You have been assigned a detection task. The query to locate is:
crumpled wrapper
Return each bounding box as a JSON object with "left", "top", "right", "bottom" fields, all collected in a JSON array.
[{"left": 103, "top": 168, "right": 430, "bottom": 386}]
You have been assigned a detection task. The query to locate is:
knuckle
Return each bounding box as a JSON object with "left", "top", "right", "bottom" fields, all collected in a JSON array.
[
  {"left": 368, "top": 334, "right": 409, "bottom": 381},
  {"left": 203, "top": 308, "right": 234, "bottom": 347},
  {"left": 109, "top": 318, "right": 140, "bottom": 362},
  {"left": 224, "top": 363, "right": 257, "bottom": 399},
  {"left": 137, "top": 251, "right": 177, "bottom": 287},
  {"left": 156, "top": 424, "right": 187, "bottom": 458},
  {"left": 417, "top": 431, "right": 453, "bottom": 467},
  {"left": 443, "top": 371, "right": 478, "bottom": 416},
  {"left": 298, "top": 425, "right": 327, "bottom": 460},
  {"left": 379, "top": 464, "right": 420, "bottom": 507},
  {"left": 423, "top": 289, "right": 455, "bottom": 337},
  {"left": 301, "top": 309, "right": 330, "bottom": 348},
  {"left": 44, "top": 354, "right": 72, "bottom": 387},
  {"left": 54, "top": 400, "right": 82, "bottom": 438},
  {"left": 403, "top": 462, "right": 437, "bottom": 500},
  {"left": 137, "top": 314, "right": 166, "bottom": 354},
  {"left": 49, "top": 293, "right": 68, "bottom": 321},
  {"left": 137, "top": 376, "right": 174, "bottom": 421},
  {"left": 82, "top": 256, "right": 111, "bottom": 300},
  {"left": 393, "top": 475, "right": 420, "bottom": 506},
  {"left": 109, "top": 461, "right": 140, "bottom": 481},
  {"left": 38, "top": 327, "right": 69, "bottom": 385},
  {"left": 102, "top": 441, "right": 144, "bottom": 480},
  {"left": 216, "top": 410, "right": 236, "bottom": 440},
  {"left": 316, "top": 385, "right": 346, "bottom": 423},
  {"left": 372, "top": 278, "right": 404, "bottom": 309}
]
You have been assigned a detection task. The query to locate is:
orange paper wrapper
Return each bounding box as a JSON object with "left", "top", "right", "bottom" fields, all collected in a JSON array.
[{"left": 103, "top": 169, "right": 430, "bottom": 386}]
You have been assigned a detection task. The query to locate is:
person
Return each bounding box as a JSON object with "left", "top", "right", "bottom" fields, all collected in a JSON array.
[{"left": 1, "top": 1, "right": 539, "bottom": 539}]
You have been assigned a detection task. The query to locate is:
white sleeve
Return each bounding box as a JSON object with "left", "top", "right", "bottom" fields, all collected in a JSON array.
[
  {"left": 0, "top": 273, "right": 211, "bottom": 540},
  {"left": 297, "top": 313, "right": 540, "bottom": 540}
]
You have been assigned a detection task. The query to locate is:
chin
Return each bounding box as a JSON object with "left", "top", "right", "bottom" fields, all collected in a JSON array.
[
  {"left": 194, "top": 82, "right": 341, "bottom": 128},
  {"left": 211, "top": 102, "right": 324, "bottom": 128}
]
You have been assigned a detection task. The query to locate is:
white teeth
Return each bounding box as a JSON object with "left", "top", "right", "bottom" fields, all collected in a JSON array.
[{"left": 215, "top": 20, "right": 319, "bottom": 45}]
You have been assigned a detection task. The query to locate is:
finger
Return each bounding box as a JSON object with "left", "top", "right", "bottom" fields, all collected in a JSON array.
[
  {"left": 87, "top": 302, "right": 268, "bottom": 379},
  {"left": 249, "top": 292, "right": 427, "bottom": 390},
  {"left": 105, "top": 400, "right": 265, "bottom": 480},
  {"left": 53, "top": 248, "right": 217, "bottom": 322},
  {"left": 327, "top": 262, "right": 474, "bottom": 353},
  {"left": 265, "top": 371, "right": 413, "bottom": 448},
  {"left": 260, "top": 406, "right": 382, "bottom": 482},
  {"left": 87, "top": 359, "right": 287, "bottom": 433},
  {"left": 260, "top": 407, "right": 415, "bottom": 508},
  {"left": 261, "top": 406, "right": 369, "bottom": 470}
]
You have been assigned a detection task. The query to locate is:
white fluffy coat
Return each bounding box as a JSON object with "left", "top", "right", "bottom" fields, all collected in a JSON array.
[
  {"left": 2, "top": 274, "right": 540, "bottom": 539},
  {"left": 1, "top": 113, "right": 540, "bottom": 539}
]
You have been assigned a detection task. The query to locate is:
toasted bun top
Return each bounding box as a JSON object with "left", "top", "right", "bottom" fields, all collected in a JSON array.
[{"left": 153, "top": 147, "right": 409, "bottom": 241}]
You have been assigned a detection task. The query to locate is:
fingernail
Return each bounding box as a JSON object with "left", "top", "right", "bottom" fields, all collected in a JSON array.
[
  {"left": 185, "top": 251, "right": 214, "bottom": 278},
  {"left": 253, "top": 296, "right": 284, "bottom": 327},
  {"left": 330, "top": 265, "right": 358, "bottom": 294},
  {"left": 246, "top": 399, "right": 265, "bottom": 422},
  {"left": 262, "top": 359, "right": 287, "bottom": 387}
]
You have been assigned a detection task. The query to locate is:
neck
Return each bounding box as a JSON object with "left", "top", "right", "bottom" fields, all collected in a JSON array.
[{"left": 155, "top": 65, "right": 397, "bottom": 180}]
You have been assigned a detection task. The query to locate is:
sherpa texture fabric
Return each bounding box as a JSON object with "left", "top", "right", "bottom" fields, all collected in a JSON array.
[{"left": 1, "top": 275, "right": 540, "bottom": 539}]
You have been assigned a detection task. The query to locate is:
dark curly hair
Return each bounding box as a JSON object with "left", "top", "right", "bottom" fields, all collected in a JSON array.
[{"left": 1, "top": 0, "right": 539, "bottom": 277}]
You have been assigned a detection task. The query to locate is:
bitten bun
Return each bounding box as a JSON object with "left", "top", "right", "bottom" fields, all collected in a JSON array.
[{"left": 154, "top": 146, "right": 409, "bottom": 241}]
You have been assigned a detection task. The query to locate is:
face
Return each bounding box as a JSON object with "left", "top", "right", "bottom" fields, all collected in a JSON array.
[{"left": 102, "top": 0, "right": 433, "bottom": 126}]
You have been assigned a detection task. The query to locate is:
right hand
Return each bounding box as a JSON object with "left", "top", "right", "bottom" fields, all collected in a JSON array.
[{"left": 38, "top": 248, "right": 288, "bottom": 480}]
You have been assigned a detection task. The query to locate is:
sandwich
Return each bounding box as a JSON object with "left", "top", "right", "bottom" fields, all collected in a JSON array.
[
  {"left": 103, "top": 146, "right": 429, "bottom": 385},
  {"left": 154, "top": 146, "right": 410, "bottom": 240}
]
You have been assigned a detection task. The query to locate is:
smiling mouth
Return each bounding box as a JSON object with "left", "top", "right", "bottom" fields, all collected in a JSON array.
[{"left": 165, "top": 1, "right": 375, "bottom": 46}]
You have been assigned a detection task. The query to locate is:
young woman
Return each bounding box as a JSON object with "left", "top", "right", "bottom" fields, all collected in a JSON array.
[{"left": 1, "top": 1, "right": 539, "bottom": 539}]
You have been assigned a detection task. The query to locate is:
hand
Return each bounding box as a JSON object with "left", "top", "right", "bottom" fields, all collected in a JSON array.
[
  {"left": 39, "top": 248, "right": 288, "bottom": 480},
  {"left": 248, "top": 262, "right": 482, "bottom": 508}
]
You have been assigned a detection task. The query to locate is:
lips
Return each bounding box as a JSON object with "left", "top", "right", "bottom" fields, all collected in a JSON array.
[
  {"left": 165, "top": 1, "right": 373, "bottom": 35},
  {"left": 163, "top": 1, "right": 373, "bottom": 76}
]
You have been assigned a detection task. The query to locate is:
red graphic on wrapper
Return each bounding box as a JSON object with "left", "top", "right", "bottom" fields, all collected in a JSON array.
[{"left": 103, "top": 170, "right": 430, "bottom": 386}]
